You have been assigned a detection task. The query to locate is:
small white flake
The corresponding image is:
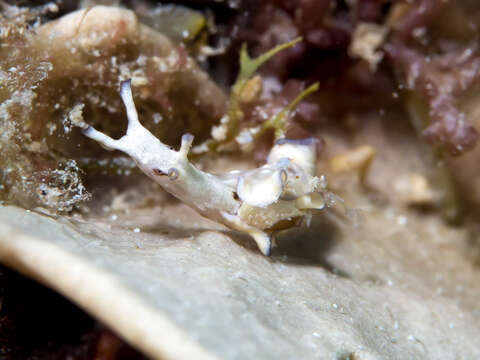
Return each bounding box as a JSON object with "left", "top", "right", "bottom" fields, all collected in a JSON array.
[{"left": 152, "top": 113, "right": 163, "bottom": 124}]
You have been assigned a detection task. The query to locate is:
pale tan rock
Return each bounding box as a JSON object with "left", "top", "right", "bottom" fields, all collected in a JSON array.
[{"left": 37, "top": 6, "right": 139, "bottom": 51}]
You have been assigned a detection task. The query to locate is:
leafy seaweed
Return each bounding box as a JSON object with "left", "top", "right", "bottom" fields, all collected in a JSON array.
[{"left": 195, "top": 37, "right": 306, "bottom": 153}]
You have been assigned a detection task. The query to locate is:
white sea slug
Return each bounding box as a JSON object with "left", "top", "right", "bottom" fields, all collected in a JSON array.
[{"left": 79, "top": 80, "right": 327, "bottom": 255}]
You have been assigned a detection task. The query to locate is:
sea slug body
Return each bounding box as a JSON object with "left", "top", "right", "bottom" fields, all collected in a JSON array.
[{"left": 78, "top": 80, "right": 327, "bottom": 255}]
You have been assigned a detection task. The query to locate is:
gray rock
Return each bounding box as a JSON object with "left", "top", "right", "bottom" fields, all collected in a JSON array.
[{"left": 0, "top": 202, "right": 478, "bottom": 360}]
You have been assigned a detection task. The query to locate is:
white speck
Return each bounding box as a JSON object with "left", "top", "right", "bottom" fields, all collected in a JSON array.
[
  {"left": 408, "top": 335, "right": 415, "bottom": 341},
  {"left": 46, "top": 3, "right": 59, "bottom": 12},
  {"left": 152, "top": 113, "right": 163, "bottom": 124},
  {"left": 110, "top": 214, "right": 118, "bottom": 221},
  {"left": 433, "top": 287, "right": 444, "bottom": 296},
  {"left": 235, "top": 129, "right": 254, "bottom": 145},
  {"left": 412, "top": 27, "right": 426, "bottom": 38},
  {"left": 387, "top": 279, "right": 393, "bottom": 286},
  {"left": 385, "top": 208, "right": 394, "bottom": 220},
  {"left": 449, "top": 323, "right": 454, "bottom": 329},
  {"left": 133, "top": 227, "right": 141, "bottom": 233},
  {"left": 332, "top": 303, "right": 338, "bottom": 309},
  {"left": 397, "top": 216, "right": 407, "bottom": 225},
  {"left": 211, "top": 124, "right": 228, "bottom": 141},
  {"left": 393, "top": 321, "right": 399, "bottom": 330}
]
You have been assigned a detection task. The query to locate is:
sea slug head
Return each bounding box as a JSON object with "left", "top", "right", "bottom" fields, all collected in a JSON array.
[{"left": 81, "top": 80, "right": 194, "bottom": 185}]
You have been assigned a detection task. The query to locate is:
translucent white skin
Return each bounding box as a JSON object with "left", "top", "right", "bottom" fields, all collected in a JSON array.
[{"left": 81, "top": 80, "right": 325, "bottom": 255}]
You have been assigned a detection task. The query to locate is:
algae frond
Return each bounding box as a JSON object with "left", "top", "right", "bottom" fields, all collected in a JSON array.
[{"left": 194, "top": 37, "right": 317, "bottom": 154}]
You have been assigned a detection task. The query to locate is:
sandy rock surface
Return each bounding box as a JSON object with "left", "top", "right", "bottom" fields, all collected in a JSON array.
[{"left": 0, "top": 201, "right": 478, "bottom": 360}]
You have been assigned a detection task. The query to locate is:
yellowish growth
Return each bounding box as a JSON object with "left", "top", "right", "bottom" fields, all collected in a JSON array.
[
  {"left": 329, "top": 145, "right": 376, "bottom": 184},
  {"left": 259, "top": 82, "right": 320, "bottom": 140},
  {"left": 137, "top": 4, "right": 206, "bottom": 44},
  {"left": 239, "top": 75, "right": 263, "bottom": 104}
]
